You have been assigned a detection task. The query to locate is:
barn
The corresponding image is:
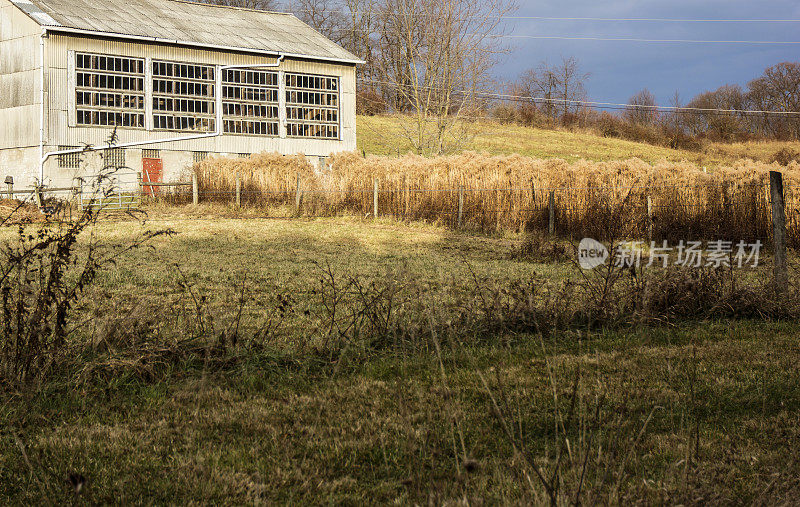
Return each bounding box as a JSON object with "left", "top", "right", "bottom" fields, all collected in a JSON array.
[{"left": 0, "top": 0, "right": 360, "bottom": 189}]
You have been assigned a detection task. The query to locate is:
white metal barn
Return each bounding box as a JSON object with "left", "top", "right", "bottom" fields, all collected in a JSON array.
[{"left": 0, "top": 0, "right": 360, "bottom": 189}]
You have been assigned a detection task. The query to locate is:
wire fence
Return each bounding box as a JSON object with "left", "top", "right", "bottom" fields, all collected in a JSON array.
[
  {"left": 133, "top": 178, "right": 800, "bottom": 248},
  {"left": 5, "top": 178, "right": 799, "bottom": 248}
]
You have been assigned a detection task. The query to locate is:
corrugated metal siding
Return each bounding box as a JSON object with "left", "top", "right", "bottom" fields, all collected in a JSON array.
[
  {"left": 46, "top": 34, "right": 357, "bottom": 156},
  {"left": 18, "top": 0, "right": 360, "bottom": 63},
  {"left": 0, "top": 0, "right": 42, "bottom": 149}
]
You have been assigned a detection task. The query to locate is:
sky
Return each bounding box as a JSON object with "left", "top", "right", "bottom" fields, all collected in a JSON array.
[{"left": 492, "top": 0, "right": 800, "bottom": 106}]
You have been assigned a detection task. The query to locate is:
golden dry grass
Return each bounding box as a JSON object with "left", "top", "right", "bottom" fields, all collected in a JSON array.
[
  {"left": 357, "top": 114, "right": 800, "bottom": 166},
  {"left": 192, "top": 151, "right": 800, "bottom": 242}
]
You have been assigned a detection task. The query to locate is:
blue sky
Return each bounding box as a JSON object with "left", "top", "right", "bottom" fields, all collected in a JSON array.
[{"left": 493, "top": 0, "right": 800, "bottom": 105}]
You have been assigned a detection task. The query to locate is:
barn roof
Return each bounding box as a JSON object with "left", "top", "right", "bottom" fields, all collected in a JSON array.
[{"left": 9, "top": 0, "right": 362, "bottom": 64}]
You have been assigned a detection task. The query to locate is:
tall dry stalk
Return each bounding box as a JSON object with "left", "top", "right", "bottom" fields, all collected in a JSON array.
[{"left": 192, "top": 152, "right": 800, "bottom": 244}]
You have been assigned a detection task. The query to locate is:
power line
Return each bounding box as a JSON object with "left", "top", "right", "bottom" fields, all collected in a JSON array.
[
  {"left": 293, "top": 9, "right": 800, "bottom": 23},
  {"left": 358, "top": 78, "right": 800, "bottom": 116},
  {"left": 486, "top": 35, "right": 800, "bottom": 45},
  {"left": 489, "top": 16, "right": 800, "bottom": 23}
]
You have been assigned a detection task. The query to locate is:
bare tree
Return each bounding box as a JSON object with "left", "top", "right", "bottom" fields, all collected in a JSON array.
[
  {"left": 686, "top": 85, "right": 747, "bottom": 140},
  {"left": 372, "top": 0, "right": 517, "bottom": 155},
  {"left": 666, "top": 90, "right": 685, "bottom": 132},
  {"left": 517, "top": 64, "right": 558, "bottom": 122},
  {"left": 553, "top": 57, "right": 589, "bottom": 121},
  {"left": 293, "top": 0, "right": 348, "bottom": 43},
  {"left": 516, "top": 57, "right": 588, "bottom": 125},
  {"left": 624, "top": 89, "right": 658, "bottom": 126},
  {"left": 747, "top": 62, "right": 800, "bottom": 139},
  {"left": 193, "top": 0, "right": 281, "bottom": 10}
]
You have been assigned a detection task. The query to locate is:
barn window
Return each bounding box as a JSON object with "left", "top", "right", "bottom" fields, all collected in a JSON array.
[
  {"left": 75, "top": 53, "right": 145, "bottom": 128},
  {"left": 222, "top": 69, "right": 279, "bottom": 136},
  {"left": 192, "top": 151, "right": 208, "bottom": 163},
  {"left": 58, "top": 146, "right": 81, "bottom": 168},
  {"left": 142, "top": 149, "right": 161, "bottom": 159},
  {"left": 103, "top": 148, "right": 126, "bottom": 169},
  {"left": 285, "top": 72, "right": 340, "bottom": 140},
  {"left": 152, "top": 61, "right": 216, "bottom": 132}
]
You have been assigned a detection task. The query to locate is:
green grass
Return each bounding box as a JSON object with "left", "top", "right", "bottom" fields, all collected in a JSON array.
[
  {"left": 358, "top": 114, "right": 800, "bottom": 167},
  {"left": 1, "top": 213, "right": 799, "bottom": 503}
]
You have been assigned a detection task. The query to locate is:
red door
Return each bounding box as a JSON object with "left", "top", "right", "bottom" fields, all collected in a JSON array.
[{"left": 142, "top": 158, "right": 163, "bottom": 197}]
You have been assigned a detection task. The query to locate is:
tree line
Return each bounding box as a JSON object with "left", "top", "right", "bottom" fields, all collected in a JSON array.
[{"left": 193, "top": 0, "right": 800, "bottom": 152}]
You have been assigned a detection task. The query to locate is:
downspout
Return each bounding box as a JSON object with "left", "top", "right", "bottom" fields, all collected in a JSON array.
[
  {"left": 39, "top": 53, "right": 285, "bottom": 181},
  {"left": 39, "top": 28, "right": 46, "bottom": 184}
]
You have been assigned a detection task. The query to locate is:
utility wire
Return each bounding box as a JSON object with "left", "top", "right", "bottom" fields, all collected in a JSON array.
[
  {"left": 358, "top": 78, "right": 800, "bottom": 116},
  {"left": 293, "top": 9, "right": 800, "bottom": 23},
  {"left": 487, "top": 35, "right": 800, "bottom": 44}
]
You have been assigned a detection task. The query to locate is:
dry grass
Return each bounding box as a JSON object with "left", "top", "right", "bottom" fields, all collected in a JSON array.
[
  {"left": 0, "top": 199, "right": 46, "bottom": 225},
  {"left": 192, "top": 151, "right": 800, "bottom": 244},
  {"left": 357, "top": 114, "right": 800, "bottom": 166},
  {"left": 1, "top": 217, "right": 799, "bottom": 503}
]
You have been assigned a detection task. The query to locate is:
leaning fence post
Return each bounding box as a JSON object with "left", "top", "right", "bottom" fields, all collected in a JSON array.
[
  {"left": 770, "top": 171, "right": 788, "bottom": 292},
  {"left": 235, "top": 172, "right": 241, "bottom": 207},
  {"left": 192, "top": 172, "right": 199, "bottom": 205},
  {"left": 647, "top": 195, "right": 653, "bottom": 242},
  {"left": 548, "top": 190, "right": 556, "bottom": 235},
  {"left": 458, "top": 185, "right": 464, "bottom": 229},
  {"left": 295, "top": 172, "right": 302, "bottom": 215},
  {"left": 373, "top": 178, "right": 379, "bottom": 218},
  {"left": 4, "top": 176, "right": 12, "bottom": 200}
]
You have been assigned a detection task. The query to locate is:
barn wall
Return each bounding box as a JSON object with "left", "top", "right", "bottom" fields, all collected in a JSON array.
[
  {"left": 42, "top": 33, "right": 357, "bottom": 186},
  {"left": 0, "top": 0, "right": 43, "bottom": 186}
]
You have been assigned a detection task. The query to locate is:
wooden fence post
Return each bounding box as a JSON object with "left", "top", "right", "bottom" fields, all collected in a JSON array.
[
  {"left": 373, "top": 178, "right": 379, "bottom": 218},
  {"left": 403, "top": 176, "right": 408, "bottom": 219},
  {"left": 235, "top": 173, "right": 241, "bottom": 207},
  {"left": 770, "top": 171, "right": 788, "bottom": 292},
  {"left": 33, "top": 185, "right": 44, "bottom": 209},
  {"left": 548, "top": 190, "right": 556, "bottom": 235},
  {"left": 647, "top": 195, "right": 653, "bottom": 242},
  {"left": 458, "top": 185, "right": 464, "bottom": 229},
  {"left": 192, "top": 172, "right": 199, "bottom": 205},
  {"left": 295, "top": 172, "right": 302, "bottom": 214}
]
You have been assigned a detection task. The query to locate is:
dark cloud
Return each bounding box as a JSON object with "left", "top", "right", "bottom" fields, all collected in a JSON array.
[{"left": 494, "top": 0, "right": 800, "bottom": 105}]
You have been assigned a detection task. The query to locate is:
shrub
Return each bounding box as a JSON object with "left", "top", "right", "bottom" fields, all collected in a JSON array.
[{"left": 356, "top": 88, "right": 388, "bottom": 116}]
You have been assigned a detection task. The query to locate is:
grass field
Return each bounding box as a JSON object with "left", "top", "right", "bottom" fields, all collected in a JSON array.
[
  {"left": 2, "top": 212, "right": 799, "bottom": 503},
  {"left": 358, "top": 114, "right": 800, "bottom": 167}
]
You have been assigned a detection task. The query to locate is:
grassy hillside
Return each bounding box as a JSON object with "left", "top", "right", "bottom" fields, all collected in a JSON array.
[{"left": 358, "top": 114, "right": 800, "bottom": 167}]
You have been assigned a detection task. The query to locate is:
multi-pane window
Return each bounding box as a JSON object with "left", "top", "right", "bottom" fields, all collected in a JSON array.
[
  {"left": 285, "top": 72, "right": 340, "bottom": 139},
  {"left": 222, "top": 69, "right": 279, "bottom": 136},
  {"left": 73, "top": 55, "right": 344, "bottom": 141},
  {"left": 75, "top": 53, "right": 145, "bottom": 128},
  {"left": 152, "top": 61, "right": 216, "bottom": 132}
]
